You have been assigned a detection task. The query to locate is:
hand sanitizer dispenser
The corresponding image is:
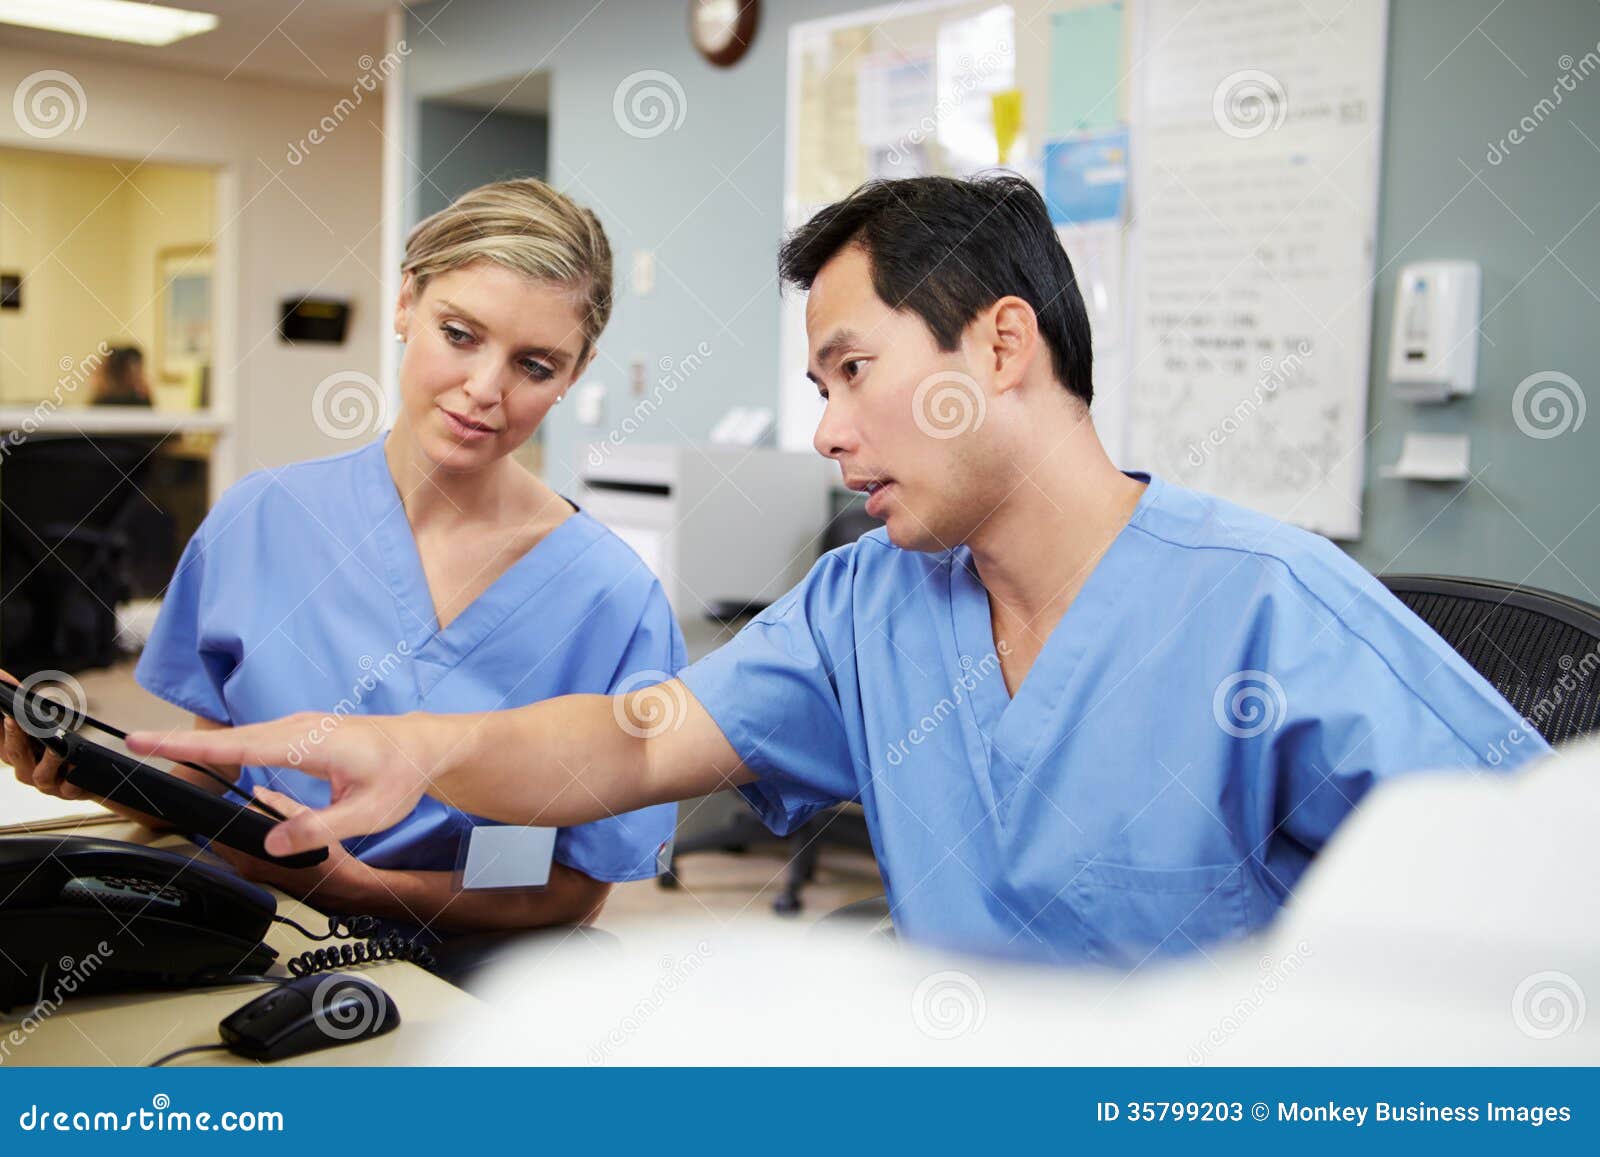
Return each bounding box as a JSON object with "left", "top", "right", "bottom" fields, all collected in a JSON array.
[{"left": 1387, "top": 261, "right": 1481, "bottom": 402}]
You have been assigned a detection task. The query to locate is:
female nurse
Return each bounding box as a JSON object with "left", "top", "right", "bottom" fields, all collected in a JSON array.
[{"left": 4, "top": 178, "right": 681, "bottom": 941}]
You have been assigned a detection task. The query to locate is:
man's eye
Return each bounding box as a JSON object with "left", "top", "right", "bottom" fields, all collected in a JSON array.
[{"left": 841, "top": 359, "right": 861, "bottom": 379}]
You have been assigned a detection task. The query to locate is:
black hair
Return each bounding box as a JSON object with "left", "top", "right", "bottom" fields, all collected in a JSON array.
[
  {"left": 105, "top": 346, "right": 143, "bottom": 382},
  {"left": 778, "top": 174, "right": 1093, "bottom": 405}
]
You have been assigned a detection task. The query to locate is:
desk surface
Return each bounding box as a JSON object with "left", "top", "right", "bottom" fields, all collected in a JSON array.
[{"left": 10, "top": 819, "right": 480, "bottom": 1067}]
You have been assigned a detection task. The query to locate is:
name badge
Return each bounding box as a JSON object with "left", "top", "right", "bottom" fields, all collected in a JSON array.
[{"left": 459, "top": 825, "right": 557, "bottom": 890}]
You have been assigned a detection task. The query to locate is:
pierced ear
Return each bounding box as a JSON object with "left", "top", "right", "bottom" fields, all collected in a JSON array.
[
  {"left": 393, "top": 272, "right": 418, "bottom": 341},
  {"left": 572, "top": 344, "right": 596, "bottom": 382}
]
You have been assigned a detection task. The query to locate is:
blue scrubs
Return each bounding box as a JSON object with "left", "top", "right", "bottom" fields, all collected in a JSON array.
[
  {"left": 680, "top": 473, "right": 1551, "bottom": 965},
  {"left": 136, "top": 437, "right": 680, "bottom": 885}
]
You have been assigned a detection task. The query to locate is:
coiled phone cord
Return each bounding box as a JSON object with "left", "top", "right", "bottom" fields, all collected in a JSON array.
[{"left": 273, "top": 912, "right": 438, "bottom": 977}]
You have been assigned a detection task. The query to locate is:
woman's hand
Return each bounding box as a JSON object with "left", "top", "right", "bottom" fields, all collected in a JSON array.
[
  {"left": 2, "top": 715, "right": 86, "bottom": 801},
  {"left": 208, "top": 787, "right": 397, "bottom": 915},
  {"left": 127, "top": 712, "right": 446, "bottom": 858}
]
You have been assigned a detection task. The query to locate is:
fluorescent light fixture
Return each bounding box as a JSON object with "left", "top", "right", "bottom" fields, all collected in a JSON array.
[{"left": 0, "top": 0, "right": 218, "bottom": 47}]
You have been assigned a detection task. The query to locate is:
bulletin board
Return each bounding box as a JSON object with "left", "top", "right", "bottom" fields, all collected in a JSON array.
[{"left": 781, "top": 0, "right": 1390, "bottom": 540}]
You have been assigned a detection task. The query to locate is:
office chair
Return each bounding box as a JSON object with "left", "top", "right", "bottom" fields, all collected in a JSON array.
[
  {"left": 1378, "top": 574, "right": 1600, "bottom": 744},
  {"left": 0, "top": 435, "right": 173, "bottom": 673},
  {"left": 825, "top": 574, "right": 1600, "bottom": 935},
  {"left": 661, "top": 504, "right": 882, "bottom": 915}
]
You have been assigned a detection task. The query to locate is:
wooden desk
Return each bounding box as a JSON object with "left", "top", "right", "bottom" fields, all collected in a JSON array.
[{"left": 9, "top": 819, "right": 481, "bottom": 1067}]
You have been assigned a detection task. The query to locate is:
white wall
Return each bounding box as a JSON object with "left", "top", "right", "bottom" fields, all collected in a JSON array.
[{"left": 0, "top": 47, "right": 386, "bottom": 480}]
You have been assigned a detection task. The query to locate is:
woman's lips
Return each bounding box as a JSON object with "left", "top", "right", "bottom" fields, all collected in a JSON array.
[{"left": 439, "top": 407, "right": 498, "bottom": 441}]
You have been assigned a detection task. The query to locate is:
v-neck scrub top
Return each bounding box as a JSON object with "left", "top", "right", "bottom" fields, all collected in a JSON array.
[
  {"left": 136, "top": 438, "right": 680, "bottom": 883},
  {"left": 678, "top": 473, "right": 1550, "bottom": 965}
]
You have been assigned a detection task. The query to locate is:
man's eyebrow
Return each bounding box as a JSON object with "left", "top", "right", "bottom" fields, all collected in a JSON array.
[
  {"left": 807, "top": 328, "right": 862, "bottom": 384},
  {"left": 436, "top": 298, "right": 572, "bottom": 362}
]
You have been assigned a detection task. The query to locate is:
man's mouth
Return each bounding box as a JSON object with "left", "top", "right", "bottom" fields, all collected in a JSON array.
[{"left": 845, "top": 474, "right": 896, "bottom": 516}]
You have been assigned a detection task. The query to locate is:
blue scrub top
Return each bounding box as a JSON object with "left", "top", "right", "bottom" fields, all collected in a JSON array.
[
  {"left": 679, "top": 473, "right": 1551, "bottom": 965},
  {"left": 136, "top": 437, "right": 681, "bottom": 884}
]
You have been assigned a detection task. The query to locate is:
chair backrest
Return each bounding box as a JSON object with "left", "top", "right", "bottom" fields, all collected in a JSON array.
[
  {"left": 1380, "top": 574, "right": 1600, "bottom": 745},
  {"left": 0, "top": 434, "right": 162, "bottom": 533}
]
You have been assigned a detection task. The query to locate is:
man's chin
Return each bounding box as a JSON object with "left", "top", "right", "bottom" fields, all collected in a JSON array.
[{"left": 880, "top": 510, "right": 946, "bottom": 553}]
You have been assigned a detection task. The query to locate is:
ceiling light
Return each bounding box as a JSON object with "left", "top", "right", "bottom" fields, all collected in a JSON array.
[{"left": 0, "top": 0, "right": 218, "bottom": 47}]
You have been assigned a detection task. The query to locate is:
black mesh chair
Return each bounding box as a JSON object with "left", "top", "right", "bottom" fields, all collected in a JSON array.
[
  {"left": 827, "top": 573, "right": 1600, "bottom": 934},
  {"left": 1378, "top": 575, "right": 1600, "bottom": 744},
  {"left": 661, "top": 504, "right": 882, "bottom": 915},
  {"left": 0, "top": 434, "right": 173, "bottom": 673}
]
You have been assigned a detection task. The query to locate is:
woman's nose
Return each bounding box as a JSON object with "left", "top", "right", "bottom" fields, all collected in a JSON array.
[{"left": 461, "top": 365, "right": 507, "bottom": 409}]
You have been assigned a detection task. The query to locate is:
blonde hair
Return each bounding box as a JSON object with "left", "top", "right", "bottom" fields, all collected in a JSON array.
[{"left": 402, "top": 178, "right": 613, "bottom": 356}]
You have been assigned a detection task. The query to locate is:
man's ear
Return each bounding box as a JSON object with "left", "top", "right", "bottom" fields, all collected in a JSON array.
[{"left": 987, "top": 296, "right": 1040, "bottom": 395}]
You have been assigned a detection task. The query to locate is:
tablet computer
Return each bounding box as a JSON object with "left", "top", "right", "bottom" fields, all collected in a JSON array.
[{"left": 0, "top": 677, "right": 328, "bottom": 870}]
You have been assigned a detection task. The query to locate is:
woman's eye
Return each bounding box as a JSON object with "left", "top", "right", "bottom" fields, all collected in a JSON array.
[
  {"left": 521, "top": 360, "right": 555, "bottom": 381},
  {"left": 442, "top": 324, "right": 473, "bottom": 345},
  {"left": 842, "top": 359, "right": 863, "bottom": 380}
]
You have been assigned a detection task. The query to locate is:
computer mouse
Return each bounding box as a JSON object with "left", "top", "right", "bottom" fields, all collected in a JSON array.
[{"left": 219, "top": 972, "right": 399, "bottom": 1061}]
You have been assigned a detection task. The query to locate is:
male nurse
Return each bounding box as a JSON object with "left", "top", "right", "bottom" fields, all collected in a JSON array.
[{"left": 133, "top": 175, "right": 1550, "bottom": 966}]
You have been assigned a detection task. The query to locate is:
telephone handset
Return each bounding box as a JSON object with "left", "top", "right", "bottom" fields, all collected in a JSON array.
[
  {"left": 0, "top": 834, "right": 276, "bottom": 1007},
  {"left": 0, "top": 835, "right": 437, "bottom": 1010}
]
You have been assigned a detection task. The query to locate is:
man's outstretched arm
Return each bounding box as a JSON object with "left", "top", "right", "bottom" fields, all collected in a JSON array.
[{"left": 128, "top": 681, "right": 752, "bottom": 858}]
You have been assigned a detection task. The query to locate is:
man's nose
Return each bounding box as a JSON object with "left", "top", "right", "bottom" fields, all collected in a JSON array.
[{"left": 813, "top": 400, "right": 858, "bottom": 460}]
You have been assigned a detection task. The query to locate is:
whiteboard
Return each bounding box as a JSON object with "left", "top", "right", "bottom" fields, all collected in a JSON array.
[
  {"left": 779, "top": 1, "right": 1138, "bottom": 454},
  {"left": 780, "top": 0, "right": 1388, "bottom": 541},
  {"left": 1126, "top": 0, "right": 1389, "bottom": 540}
]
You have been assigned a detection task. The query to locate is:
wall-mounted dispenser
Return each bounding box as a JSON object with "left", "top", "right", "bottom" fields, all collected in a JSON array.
[{"left": 1387, "top": 261, "right": 1481, "bottom": 402}]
